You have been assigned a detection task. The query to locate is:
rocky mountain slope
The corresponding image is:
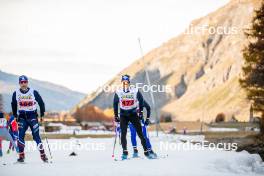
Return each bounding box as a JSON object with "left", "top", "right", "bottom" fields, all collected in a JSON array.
[{"left": 73, "top": 0, "right": 262, "bottom": 122}]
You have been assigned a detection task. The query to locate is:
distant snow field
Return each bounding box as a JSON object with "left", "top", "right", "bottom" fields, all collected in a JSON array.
[{"left": 1, "top": 134, "right": 264, "bottom": 176}]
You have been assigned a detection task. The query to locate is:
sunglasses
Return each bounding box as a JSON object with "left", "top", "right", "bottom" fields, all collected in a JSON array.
[{"left": 20, "top": 81, "right": 28, "bottom": 84}]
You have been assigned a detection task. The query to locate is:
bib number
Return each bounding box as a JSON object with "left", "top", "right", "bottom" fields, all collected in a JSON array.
[
  {"left": 19, "top": 100, "right": 34, "bottom": 107},
  {"left": 18, "top": 100, "right": 35, "bottom": 111},
  {"left": 121, "top": 100, "right": 135, "bottom": 107}
]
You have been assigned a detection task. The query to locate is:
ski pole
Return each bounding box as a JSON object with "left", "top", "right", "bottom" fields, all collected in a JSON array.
[
  {"left": 118, "top": 125, "right": 121, "bottom": 145},
  {"left": 111, "top": 125, "right": 118, "bottom": 158},
  {"left": 42, "top": 122, "right": 53, "bottom": 163}
]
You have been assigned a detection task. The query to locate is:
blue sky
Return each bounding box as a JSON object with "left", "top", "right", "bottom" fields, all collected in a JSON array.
[{"left": 0, "top": 0, "right": 229, "bottom": 93}]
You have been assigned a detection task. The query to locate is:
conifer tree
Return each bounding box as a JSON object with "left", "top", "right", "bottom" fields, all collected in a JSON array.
[{"left": 240, "top": 2, "right": 264, "bottom": 133}]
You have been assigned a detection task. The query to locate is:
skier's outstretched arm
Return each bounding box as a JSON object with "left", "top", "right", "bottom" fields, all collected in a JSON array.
[{"left": 34, "top": 90, "right": 45, "bottom": 117}]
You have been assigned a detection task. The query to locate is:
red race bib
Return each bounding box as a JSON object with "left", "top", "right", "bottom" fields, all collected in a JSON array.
[
  {"left": 19, "top": 100, "right": 34, "bottom": 107},
  {"left": 121, "top": 100, "right": 135, "bottom": 107}
]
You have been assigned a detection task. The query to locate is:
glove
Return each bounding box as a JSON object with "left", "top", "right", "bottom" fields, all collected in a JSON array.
[
  {"left": 40, "top": 117, "right": 44, "bottom": 123},
  {"left": 40, "top": 111, "right": 45, "bottom": 117},
  {"left": 144, "top": 118, "right": 150, "bottom": 126},
  {"left": 15, "top": 116, "right": 19, "bottom": 123},
  {"left": 39, "top": 112, "right": 44, "bottom": 123},
  {"left": 114, "top": 116, "right": 120, "bottom": 123},
  {"left": 138, "top": 112, "right": 143, "bottom": 120},
  {"left": 114, "top": 117, "right": 120, "bottom": 132}
]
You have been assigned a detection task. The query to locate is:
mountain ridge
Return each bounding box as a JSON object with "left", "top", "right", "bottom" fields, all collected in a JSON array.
[{"left": 73, "top": 0, "right": 261, "bottom": 122}]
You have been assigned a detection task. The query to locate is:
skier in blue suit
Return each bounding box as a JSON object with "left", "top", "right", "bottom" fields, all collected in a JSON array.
[{"left": 129, "top": 100, "right": 157, "bottom": 158}]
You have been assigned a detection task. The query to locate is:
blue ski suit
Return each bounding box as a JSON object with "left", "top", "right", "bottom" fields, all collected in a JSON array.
[
  {"left": 11, "top": 88, "right": 45, "bottom": 155},
  {"left": 129, "top": 100, "right": 152, "bottom": 151}
]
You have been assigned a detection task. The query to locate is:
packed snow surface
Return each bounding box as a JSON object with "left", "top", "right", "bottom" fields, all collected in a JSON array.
[{"left": 1, "top": 134, "right": 263, "bottom": 176}]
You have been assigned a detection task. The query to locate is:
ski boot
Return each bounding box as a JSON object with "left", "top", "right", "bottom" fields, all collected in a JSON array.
[
  {"left": 0, "top": 150, "right": 3, "bottom": 157},
  {"left": 149, "top": 149, "right": 158, "bottom": 159},
  {"left": 121, "top": 150, "right": 128, "bottom": 160},
  {"left": 132, "top": 148, "right": 139, "bottom": 158},
  {"left": 41, "top": 153, "right": 49, "bottom": 163},
  {"left": 144, "top": 151, "right": 155, "bottom": 159},
  {"left": 17, "top": 153, "right": 25, "bottom": 163},
  {"left": 7, "top": 149, "right": 10, "bottom": 154}
]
